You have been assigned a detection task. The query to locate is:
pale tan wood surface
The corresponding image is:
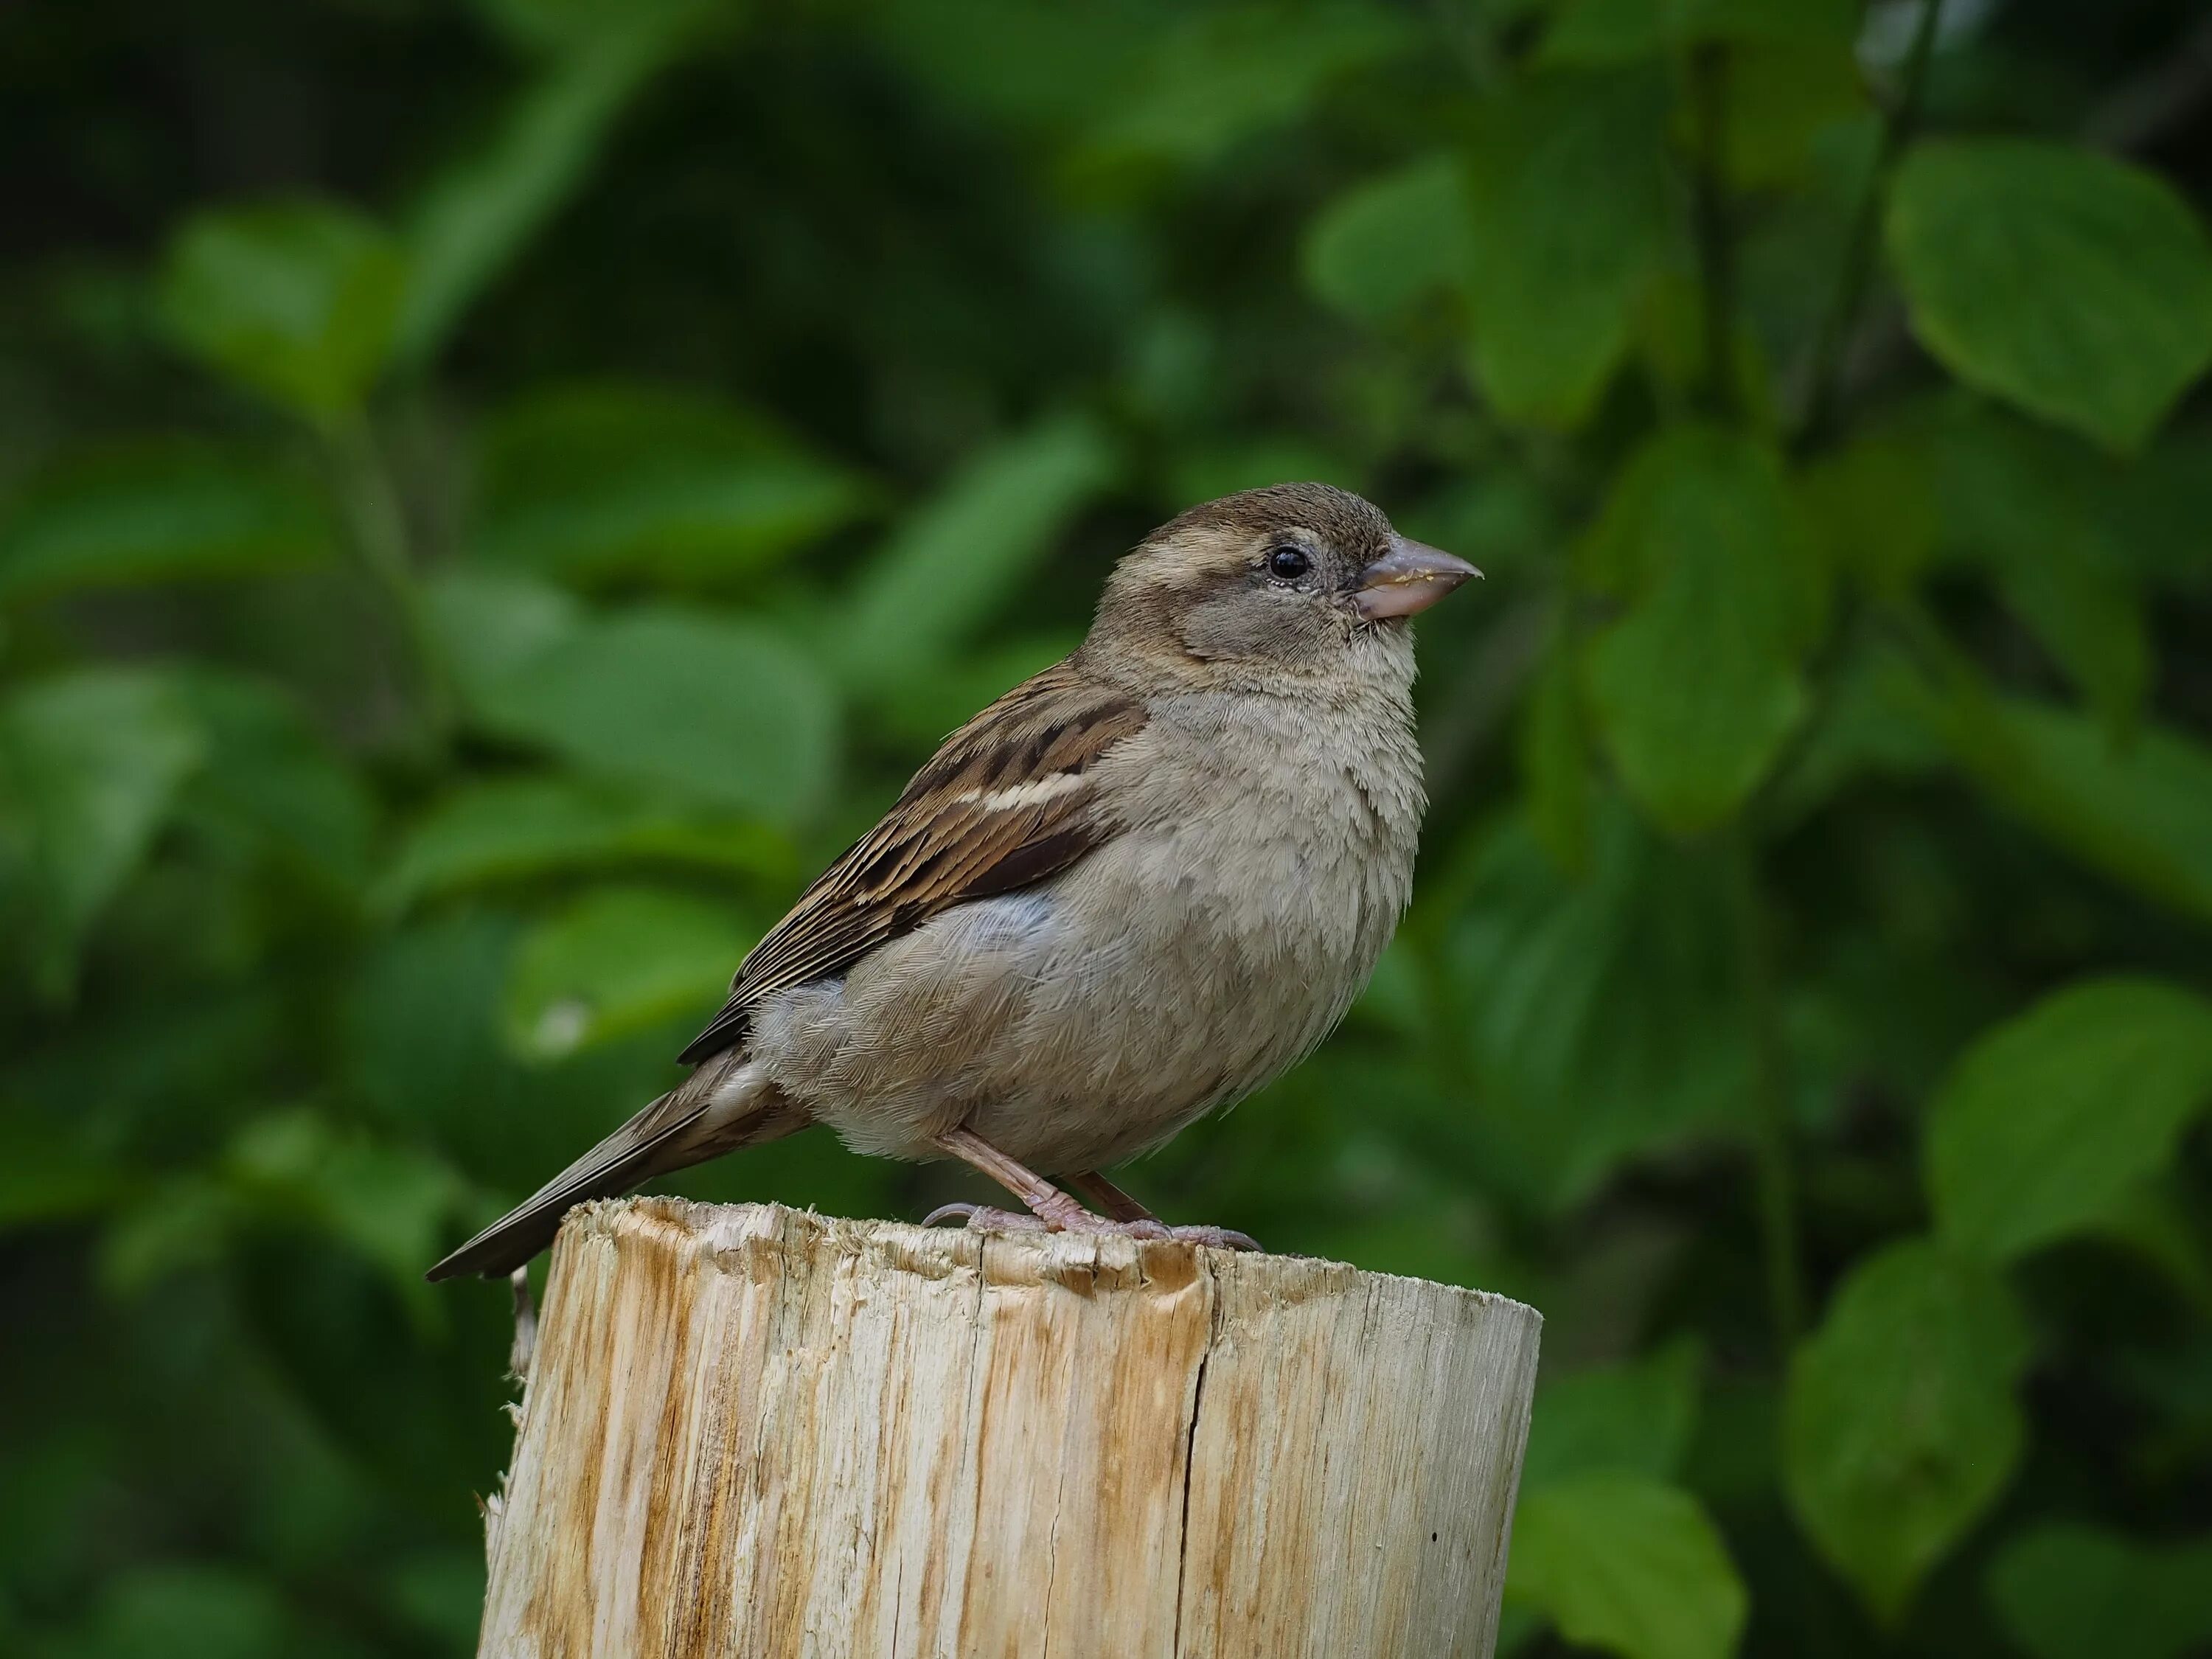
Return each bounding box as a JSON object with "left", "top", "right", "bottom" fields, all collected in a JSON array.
[{"left": 477, "top": 1198, "right": 1540, "bottom": 1659}]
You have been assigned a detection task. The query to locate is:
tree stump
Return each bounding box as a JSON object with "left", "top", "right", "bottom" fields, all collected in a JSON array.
[{"left": 476, "top": 1197, "right": 1541, "bottom": 1658}]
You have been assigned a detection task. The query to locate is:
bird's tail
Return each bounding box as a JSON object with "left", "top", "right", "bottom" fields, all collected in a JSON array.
[{"left": 425, "top": 1054, "right": 804, "bottom": 1281}]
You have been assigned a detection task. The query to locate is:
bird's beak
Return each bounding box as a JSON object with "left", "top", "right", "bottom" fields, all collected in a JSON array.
[{"left": 1350, "top": 537, "right": 1482, "bottom": 620}]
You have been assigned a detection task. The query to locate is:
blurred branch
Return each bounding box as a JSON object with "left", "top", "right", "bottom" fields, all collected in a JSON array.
[
  {"left": 1800, "top": 4, "right": 2205, "bottom": 437},
  {"left": 1687, "top": 44, "right": 1741, "bottom": 422},
  {"left": 323, "top": 415, "right": 457, "bottom": 753},
  {"left": 1425, "top": 0, "right": 1507, "bottom": 94},
  {"left": 1794, "top": 0, "right": 1945, "bottom": 451}
]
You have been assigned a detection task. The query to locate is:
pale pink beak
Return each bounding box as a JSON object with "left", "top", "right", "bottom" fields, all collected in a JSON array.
[{"left": 1350, "top": 537, "right": 1482, "bottom": 620}]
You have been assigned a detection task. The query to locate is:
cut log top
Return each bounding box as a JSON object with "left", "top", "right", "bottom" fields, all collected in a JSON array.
[{"left": 478, "top": 1199, "right": 1542, "bottom": 1659}]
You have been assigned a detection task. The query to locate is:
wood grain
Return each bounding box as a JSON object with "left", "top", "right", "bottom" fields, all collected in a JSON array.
[{"left": 477, "top": 1199, "right": 1540, "bottom": 1659}]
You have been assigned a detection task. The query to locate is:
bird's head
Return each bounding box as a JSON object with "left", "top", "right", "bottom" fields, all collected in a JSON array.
[{"left": 1083, "top": 482, "right": 1479, "bottom": 688}]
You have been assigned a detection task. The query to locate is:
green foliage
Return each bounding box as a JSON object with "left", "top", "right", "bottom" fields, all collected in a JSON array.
[
  {"left": 0, "top": 442, "right": 333, "bottom": 602},
  {"left": 7, "top": 3, "right": 2212, "bottom": 1656},
  {"left": 1520, "top": 1339, "right": 1703, "bottom": 1489},
  {"left": 1927, "top": 978, "right": 2212, "bottom": 1262},
  {"left": 471, "top": 383, "right": 870, "bottom": 585},
  {"left": 395, "top": 15, "right": 706, "bottom": 364},
  {"left": 1888, "top": 141, "right": 2212, "bottom": 451},
  {"left": 159, "top": 202, "right": 406, "bottom": 421},
  {"left": 502, "top": 885, "right": 750, "bottom": 1060},
  {"left": 1985, "top": 1522, "right": 2212, "bottom": 1659},
  {"left": 838, "top": 414, "right": 1116, "bottom": 694},
  {"left": 1460, "top": 70, "right": 1669, "bottom": 425},
  {"left": 1784, "top": 1239, "right": 2033, "bottom": 1622},
  {"left": 1303, "top": 155, "right": 1471, "bottom": 324},
  {"left": 1927, "top": 689, "right": 2212, "bottom": 925},
  {"left": 1579, "top": 426, "right": 1824, "bottom": 832},
  {"left": 0, "top": 670, "right": 205, "bottom": 995},
  {"left": 1447, "top": 805, "right": 1752, "bottom": 1207},
  {"left": 1507, "top": 1475, "right": 1747, "bottom": 1659},
  {"left": 443, "top": 588, "right": 841, "bottom": 822}
]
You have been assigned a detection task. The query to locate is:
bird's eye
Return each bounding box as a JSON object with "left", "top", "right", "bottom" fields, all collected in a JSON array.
[{"left": 1266, "top": 545, "right": 1310, "bottom": 580}]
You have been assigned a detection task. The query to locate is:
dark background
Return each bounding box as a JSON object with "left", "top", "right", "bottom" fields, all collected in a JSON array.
[{"left": 4, "top": 1, "right": 2212, "bottom": 1655}]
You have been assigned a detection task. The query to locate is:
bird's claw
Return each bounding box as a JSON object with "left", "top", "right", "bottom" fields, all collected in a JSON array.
[
  {"left": 1161, "top": 1224, "right": 1264, "bottom": 1252},
  {"left": 922, "top": 1202, "right": 1262, "bottom": 1252},
  {"left": 922, "top": 1202, "right": 1048, "bottom": 1233}
]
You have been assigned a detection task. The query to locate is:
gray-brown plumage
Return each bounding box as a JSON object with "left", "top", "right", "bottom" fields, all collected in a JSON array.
[{"left": 427, "top": 483, "right": 1476, "bottom": 1281}]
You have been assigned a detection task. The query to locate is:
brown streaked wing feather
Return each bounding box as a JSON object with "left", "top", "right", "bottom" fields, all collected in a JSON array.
[{"left": 675, "top": 662, "right": 1147, "bottom": 1065}]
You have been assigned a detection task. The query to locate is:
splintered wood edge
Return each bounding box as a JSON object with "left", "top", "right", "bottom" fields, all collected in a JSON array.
[
  {"left": 543, "top": 1194, "right": 1543, "bottom": 1325},
  {"left": 481, "top": 1195, "right": 1543, "bottom": 1657}
]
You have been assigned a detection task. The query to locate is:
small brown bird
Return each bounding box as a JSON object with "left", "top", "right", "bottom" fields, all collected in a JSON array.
[{"left": 428, "top": 484, "right": 1476, "bottom": 1280}]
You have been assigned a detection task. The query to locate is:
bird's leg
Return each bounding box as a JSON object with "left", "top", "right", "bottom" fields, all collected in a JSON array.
[
  {"left": 922, "top": 1126, "right": 1120, "bottom": 1234},
  {"left": 923, "top": 1129, "right": 1262, "bottom": 1251},
  {"left": 1068, "top": 1166, "right": 1264, "bottom": 1250},
  {"left": 1065, "top": 1168, "right": 1158, "bottom": 1222}
]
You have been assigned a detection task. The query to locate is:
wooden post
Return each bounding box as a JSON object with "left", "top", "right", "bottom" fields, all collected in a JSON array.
[{"left": 476, "top": 1197, "right": 1541, "bottom": 1658}]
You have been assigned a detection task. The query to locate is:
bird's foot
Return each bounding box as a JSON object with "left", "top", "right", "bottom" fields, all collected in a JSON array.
[
  {"left": 922, "top": 1202, "right": 1050, "bottom": 1234},
  {"left": 922, "top": 1201, "right": 1260, "bottom": 1252},
  {"left": 1155, "top": 1223, "right": 1264, "bottom": 1252}
]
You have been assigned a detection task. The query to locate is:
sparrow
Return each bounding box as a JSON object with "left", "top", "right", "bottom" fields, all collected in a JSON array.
[{"left": 427, "top": 483, "right": 1476, "bottom": 1280}]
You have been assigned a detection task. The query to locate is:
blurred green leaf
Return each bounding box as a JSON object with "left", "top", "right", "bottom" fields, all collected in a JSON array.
[
  {"left": 840, "top": 414, "right": 1115, "bottom": 694},
  {"left": 1699, "top": 43, "right": 1868, "bottom": 189},
  {"left": 0, "top": 1107, "right": 124, "bottom": 1232},
  {"left": 0, "top": 440, "right": 332, "bottom": 603},
  {"left": 1924, "top": 686, "right": 2212, "bottom": 928},
  {"left": 471, "top": 382, "right": 869, "bottom": 585},
  {"left": 378, "top": 773, "right": 793, "bottom": 912},
  {"left": 1543, "top": 0, "right": 1856, "bottom": 61},
  {"left": 1165, "top": 437, "right": 1361, "bottom": 509},
  {"left": 1784, "top": 1237, "right": 2031, "bottom": 1622},
  {"left": 0, "top": 669, "right": 204, "bottom": 994},
  {"left": 227, "top": 1111, "right": 465, "bottom": 1295},
  {"left": 875, "top": 630, "right": 1082, "bottom": 750},
  {"left": 1986, "top": 1523, "right": 2212, "bottom": 1659},
  {"left": 471, "top": 0, "right": 720, "bottom": 55},
  {"left": 98, "top": 1171, "right": 240, "bottom": 1295},
  {"left": 867, "top": 0, "right": 1155, "bottom": 132},
  {"left": 1522, "top": 1338, "right": 1703, "bottom": 1490},
  {"left": 2079, "top": 1178, "right": 2212, "bottom": 1319},
  {"left": 344, "top": 912, "right": 530, "bottom": 1162},
  {"left": 1079, "top": 4, "right": 1409, "bottom": 173},
  {"left": 397, "top": 27, "right": 686, "bottom": 363},
  {"left": 425, "top": 567, "right": 586, "bottom": 707},
  {"left": 1449, "top": 806, "right": 1750, "bottom": 1208},
  {"left": 1506, "top": 1473, "right": 1748, "bottom": 1659},
  {"left": 385, "top": 1549, "right": 487, "bottom": 1651},
  {"left": 503, "top": 883, "right": 748, "bottom": 1060},
  {"left": 1580, "top": 427, "right": 1825, "bottom": 834},
  {"left": 175, "top": 672, "right": 375, "bottom": 893},
  {"left": 1888, "top": 141, "right": 2212, "bottom": 451},
  {"left": 159, "top": 200, "right": 406, "bottom": 421},
  {"left": 1519, "top": 630, "right": 1596, "bottom": 877},
  {"left": 343, "top": 908, "right": 700, "bottom": 1185},
  {"left": 461, "top": 602, "right": 840, "bottom": 821},
  {"left": 1303, "top": 154, "right": 1471, "bottom": 324},
  {"left": 1632, "top": 274, "right": 1778, "bottom": 425},
  {"left": 1931, "top": 411, "right": 2149, "bottom": 731},
  {"left": 1461, "top": 71, "right": 1669, "bottom": 426},
  {"left": 1762, "top": 639, "right": 1944, "bottom": 825},
  {"left": 1926, "top": 978, "right": 2212, "bottom": 1264},
  {"left": 1797, "top": 432, "right": 1937, "bottom": 600},
  {"left": 64, "top": 1565, "right": 289, "bottom": 1659}
]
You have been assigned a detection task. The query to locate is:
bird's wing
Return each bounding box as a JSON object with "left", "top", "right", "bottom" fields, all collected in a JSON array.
[{"left": 675, "top": 660, "right": 1148, "bottom": 1065}]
